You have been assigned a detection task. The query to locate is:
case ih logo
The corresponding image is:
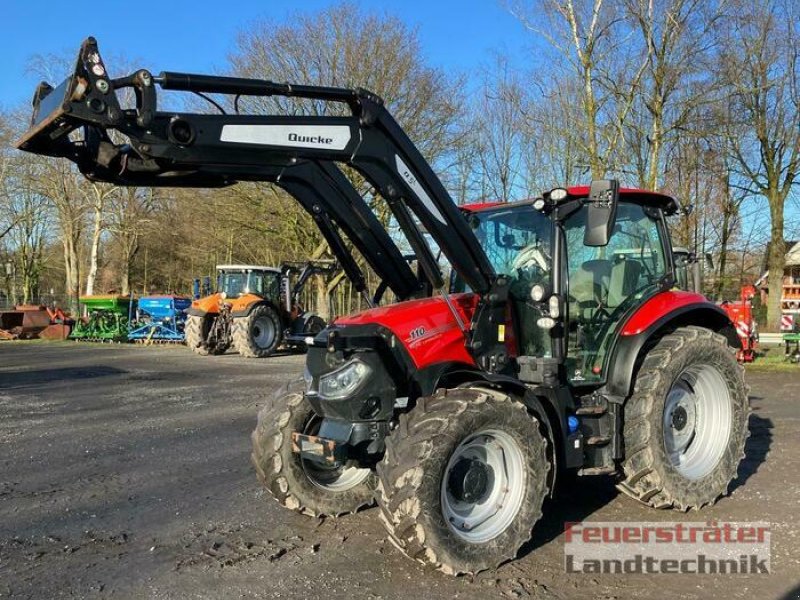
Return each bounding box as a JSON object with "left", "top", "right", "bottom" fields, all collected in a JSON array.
[{"left": 288, "top": 132, "right": 334, "bottom": 145}]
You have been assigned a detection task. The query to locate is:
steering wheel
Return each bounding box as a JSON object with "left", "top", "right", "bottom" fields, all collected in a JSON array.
[{"left": 512, "top": 243, "right": 550, "bottom": 273}]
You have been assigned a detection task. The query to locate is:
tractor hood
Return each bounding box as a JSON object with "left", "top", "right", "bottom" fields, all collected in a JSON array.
[
  {"left": 333, "top": 293, "right": 480, "bottom": 369},
  {"left": 186, "top": 292, "right": 264, "bottom": 316}
]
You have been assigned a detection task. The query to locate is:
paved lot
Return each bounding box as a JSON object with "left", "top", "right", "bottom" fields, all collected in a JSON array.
[{"left": 0, "top": 342, "right": 798, "bottom": 599}]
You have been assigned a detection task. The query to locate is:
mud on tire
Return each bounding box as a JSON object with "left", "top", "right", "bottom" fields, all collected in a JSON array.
[
  {"left": 376, "top": 387, "right": 549, "bottom": 575},
  {"left": 251, "top": 380, "right": 377, "bottom": 517},
  {"left": 618, "top": 326, "right": 749, "bottom": 510},
  {"left": 233, "top": 304, "right": 282, "bottom": 358},
  {"left": 184, "top": 314, "right": 228, "bottom": 356}
]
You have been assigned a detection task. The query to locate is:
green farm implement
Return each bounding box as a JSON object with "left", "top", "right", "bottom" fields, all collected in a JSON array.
[{"left": 70, "top": 295, "right": 131, "bottom": 341}]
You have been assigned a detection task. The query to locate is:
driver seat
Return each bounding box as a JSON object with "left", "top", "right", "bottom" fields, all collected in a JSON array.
[
  {"left": 570, "top": 259, "right": 611, "bottom": 320},
  {"left": 607, "top": 257, "right": 642, "bottom": 309}
]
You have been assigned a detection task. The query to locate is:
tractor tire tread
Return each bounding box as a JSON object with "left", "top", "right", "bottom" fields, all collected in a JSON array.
[
  {"left": 234, "top": 304, "right": 283, "bottom": 358},
  {"left": 617, "top": 326, "right": 750, "bottom": 511},
  {"left": 376, "top": 387, "right": 549, "bottom": 575},
  {"left": 251, "top": 379, "right": 376, "bottom": 517}
]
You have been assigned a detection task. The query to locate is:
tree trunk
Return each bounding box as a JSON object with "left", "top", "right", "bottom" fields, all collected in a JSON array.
[
  {"left": 85, "top": 201, "right": 103, "bottom": 296},
  {"left": 314, "top": 274, "right": 329, "bottom": 321},
  {"left": 646, "top": 97, "right": 664, "bottom": 191},
  {"left": 63, "top": 231, "right": 81, "bottom": 314},
  {"left": 715, "top": 201, "right": 732, "bottom": 301},
  {"left": 766, "top": 193, "right": 785, "bottom": 331},
  {"left": 120, "top": 266, "right": 130, "bottom": 297},
  {"left": 119, "top": 233, "right": 139, "bottom": 296}
]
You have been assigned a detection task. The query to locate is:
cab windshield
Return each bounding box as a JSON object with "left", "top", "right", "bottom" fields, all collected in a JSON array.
[
  {"left": 219, "top": 270, "right": 279, "bottom": 297},
  {"left": 219, "top": 272, "right": 247, "bottom": 296},
  {"left": 452, "top": 203, "right": 553, "bottom": 356}
]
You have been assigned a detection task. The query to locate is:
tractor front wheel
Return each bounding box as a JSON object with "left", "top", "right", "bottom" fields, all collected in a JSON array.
[
  {"left": 618, "top": 326, "right": 749, "bottom": 510},
  {"left": 233, "top": 304, "right": 282, "bottom": 358},
  {"left": 377, "top": 387, "right": 549, "bottom": 575},
  {"left": 251, "top": 380, "right": 377, "bottom": 516}
]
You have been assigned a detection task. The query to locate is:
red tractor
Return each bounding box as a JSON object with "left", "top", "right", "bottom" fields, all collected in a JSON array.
[{"left": 17, "top": 39, "right": 749, "bottom": 575}]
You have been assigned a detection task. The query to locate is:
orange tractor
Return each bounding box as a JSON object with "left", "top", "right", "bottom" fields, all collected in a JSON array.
[{"left": 185, "top": 262, "right": 334, "bottom": 357}]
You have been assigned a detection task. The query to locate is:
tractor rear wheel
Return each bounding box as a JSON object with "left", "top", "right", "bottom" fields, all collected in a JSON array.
[
  {"left": 184, "top": 314, "right": 229, "bottom": 356},
  {"left": 251, "top": 380, "right": 377, "bottom": 516},
  {"left": 618, "top": 326, "right": 749, "bottom": 510},
  {"left": 377, "top": 387, "right": 549, "bottom": 575},
  {"left": 233, "top": 304, "right": 282, "bottom": 358}
]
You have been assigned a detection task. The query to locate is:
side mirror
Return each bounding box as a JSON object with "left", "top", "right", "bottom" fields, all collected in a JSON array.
[{"left": 583, "top": 179, "right": 619, "bottom": 247}]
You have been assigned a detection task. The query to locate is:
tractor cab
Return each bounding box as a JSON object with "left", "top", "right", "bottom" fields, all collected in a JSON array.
[
  {"left": 216, "top": 265, "right": 281, "bottom": 299},
  {"left": 455, "top": 184, "right": 678, "bottom": 385}
]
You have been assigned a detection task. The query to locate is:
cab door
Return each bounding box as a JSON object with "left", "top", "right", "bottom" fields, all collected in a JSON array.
[{"left": 563, "top": 202, "right": 669, "bottom": 383}]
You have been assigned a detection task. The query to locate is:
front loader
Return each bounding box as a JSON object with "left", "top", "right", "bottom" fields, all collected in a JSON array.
[{"left": 17, "top": 38, "right": 750, "bottom": 575}]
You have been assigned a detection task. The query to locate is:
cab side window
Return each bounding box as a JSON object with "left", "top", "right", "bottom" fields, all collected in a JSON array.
[{"left": 565, "top": 203, "right": 667, "bottom": 382}]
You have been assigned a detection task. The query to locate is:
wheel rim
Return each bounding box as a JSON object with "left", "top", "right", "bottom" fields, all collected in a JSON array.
[
  {"left": 441, "top": 429, "right": 526, "bottom": 544},
  {"left": 252, "top": 316, "right": 276, "bottom": 349},
  {"left": 663, "top": 363, "right": 733, "bottom": 480},
  {"left": 300, "top": 417, "right": 371, "bottom": 492}
]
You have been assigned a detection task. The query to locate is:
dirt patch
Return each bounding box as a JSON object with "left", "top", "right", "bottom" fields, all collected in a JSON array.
[{"left": 0, "top": 343, "right": 797, "bottom": 599}]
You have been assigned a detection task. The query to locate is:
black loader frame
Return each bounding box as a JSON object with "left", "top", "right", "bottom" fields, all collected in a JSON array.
[{"left": 18, "top": 38, "right": 496, "bottom": 321}]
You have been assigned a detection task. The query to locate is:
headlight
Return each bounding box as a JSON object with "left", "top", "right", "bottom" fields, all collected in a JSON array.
[
  {"left": 531, "top": 284, "right": 546, "bottom": 302},
  {"left": 548, "top": 295, "right": 560, "bottom": 318},
  {"left": 318, "top": 359, "right": 371, "bottom": 400},
  {"left": 537, "top": 316, "right": 556, "bottom": 329}
]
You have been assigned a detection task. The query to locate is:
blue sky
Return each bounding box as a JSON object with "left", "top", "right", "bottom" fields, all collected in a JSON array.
[{"left": 3, "top": 0, "right": 534, "bottom": 109}]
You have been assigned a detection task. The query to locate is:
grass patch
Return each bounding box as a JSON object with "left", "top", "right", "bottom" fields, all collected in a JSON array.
[{"left": 747, "top": 344, "right": 800, "bottom": 372}]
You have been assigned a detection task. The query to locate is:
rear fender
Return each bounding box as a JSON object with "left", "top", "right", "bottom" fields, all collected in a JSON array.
[{"left": 605, "top": 303, "right": 739, "bottom": 399}]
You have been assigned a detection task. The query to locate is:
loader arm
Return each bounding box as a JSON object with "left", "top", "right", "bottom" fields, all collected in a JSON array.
[
  {"left": 16, "top": 37, "right": 509, "bottom": 370},
  {"left": 236, "top": 160, "right": 421, "bottom": 302},
  {"left": 287, "top": 260, "right": 339, "bottom": 307}
]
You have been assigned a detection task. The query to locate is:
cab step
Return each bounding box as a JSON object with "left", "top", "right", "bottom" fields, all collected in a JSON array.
[
  {"left": 586, "top": 435, "right": 612, "bottom": 446},
  {"left": 576, "top": 405, "right": 607, "bottom": 416},
  {"left": 578, "top": 466, "right": 616, "bottom": 476}
]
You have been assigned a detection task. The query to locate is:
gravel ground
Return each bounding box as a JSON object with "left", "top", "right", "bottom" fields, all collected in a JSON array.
[{"left": 0, "top": 342, "right": 798, "bottom": 599}]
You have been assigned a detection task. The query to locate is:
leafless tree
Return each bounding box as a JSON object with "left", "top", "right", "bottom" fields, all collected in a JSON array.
[
  {"left": 717, "top": 0, "right": 800, "bottom": 330},
  {"left": 512, "top": 0, "right": 648, "bottom": 178},
  {"left": 473, "top": 57, "right": 529, "bottom": 201},
  {"left": 621, "top": 0, "right": 722, "bottom": 189}
]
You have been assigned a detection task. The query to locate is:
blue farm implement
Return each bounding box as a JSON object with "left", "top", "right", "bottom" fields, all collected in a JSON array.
[{"left": 128, "top": 295, "right": 192, "bottom": 343}]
